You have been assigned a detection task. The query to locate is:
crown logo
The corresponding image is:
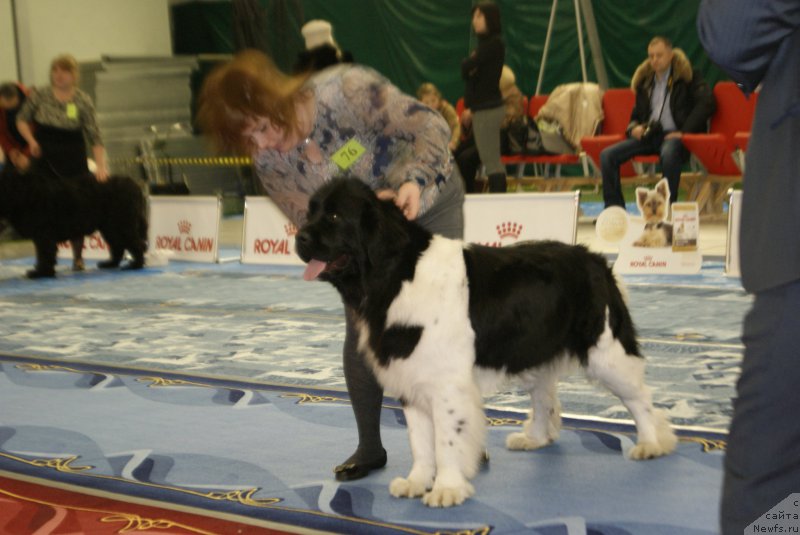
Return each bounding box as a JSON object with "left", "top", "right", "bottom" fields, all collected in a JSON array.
[
  {"left": 496, "top": 222, "right": 522, "bottom": 240},
  {"left": 284, "top": 223, "right": 298, "bottom": 237},
  {"left": 177, "top": 220, "right": 192, "bottom": 234}
]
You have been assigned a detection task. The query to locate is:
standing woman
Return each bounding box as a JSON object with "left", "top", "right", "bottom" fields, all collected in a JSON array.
[
  {"left": 16, "top": 54, "right": 108, "bottom": 272},
  {"left": 198, "top": 50, "right": 464, "bottom": 480},
  {"left": 460, "top": 1, "right": 506, "bottom": 193}
]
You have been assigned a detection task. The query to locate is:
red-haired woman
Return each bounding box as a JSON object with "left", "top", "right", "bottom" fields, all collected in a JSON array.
[{"left": 198, "top": 50, "right": 465, "bottom": 481}]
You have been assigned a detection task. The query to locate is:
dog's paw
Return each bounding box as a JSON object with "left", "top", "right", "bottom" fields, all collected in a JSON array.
[
  {"left": 389, "top": 477, "right": 427, "bottom": 499},
  {"left": 657, "top": 420, "right": 679, "bottom": 454},
  {"left": 505, "top": 431, "right": 552, "bottom": 451},
  {"left": 628, "top": 441, "right": 672, "bottom": 460},
  {"left": 422, "top": 481, "right": 474, "bottom": 508}
]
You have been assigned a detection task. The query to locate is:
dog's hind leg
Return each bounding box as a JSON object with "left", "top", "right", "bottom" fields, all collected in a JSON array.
[
  {"left": 27, "top": 239, "right": 57, "bottom": 278},
  {"left": 124, "top": 243, "right": 146, "bottom": 270},
  {"left": 506, "top": 362, "right": 563, "bottom": 451},
  {"left": 587, "top": 327, "right": 677, "bottom": 460},
  {"left": 121, "top": 226, "right": 147, "bottom": 270},
  {"left": 390, "top": 404, "right": 435, "bottom": 500},
  {"left": 97, "top": 243, "right": 124, "bottom": 269}
]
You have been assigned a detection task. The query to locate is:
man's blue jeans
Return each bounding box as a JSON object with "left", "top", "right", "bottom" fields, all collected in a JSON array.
[{"left": 600, "top": 136, "right": 688, "bottom": 208}]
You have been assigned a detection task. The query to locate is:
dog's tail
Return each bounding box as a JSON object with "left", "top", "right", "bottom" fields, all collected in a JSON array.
[{"left": 606, "top": 267, "right": 640, "bottom": 357}]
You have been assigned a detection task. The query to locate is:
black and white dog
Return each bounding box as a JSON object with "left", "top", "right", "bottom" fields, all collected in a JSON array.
[{"left": 296, "top": 178, "right": 676, "bottom": 507}]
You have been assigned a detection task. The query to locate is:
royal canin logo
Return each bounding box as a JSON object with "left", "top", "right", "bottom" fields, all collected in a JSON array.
[
  {"left": 284, "top": 223, "right": 298, "bottom": 237},
  {"left": 177, "top": 220, "right": 192, "bottom": 234},
  {"left": 496, "top": 222, "right": 523, "bottom": 240}
]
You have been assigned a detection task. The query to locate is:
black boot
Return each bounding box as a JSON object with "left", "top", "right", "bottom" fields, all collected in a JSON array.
[{"left": 488, "top": 172, "right": 507, "bottom": 193}]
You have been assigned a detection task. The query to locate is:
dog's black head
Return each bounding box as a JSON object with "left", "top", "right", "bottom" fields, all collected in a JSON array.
[{"left": 295, "top": 177, "right": 431, "bottom": 292}]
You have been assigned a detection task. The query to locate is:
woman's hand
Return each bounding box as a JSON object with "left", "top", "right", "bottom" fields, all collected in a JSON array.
[
  {"left": 395, "top": 181, "right": 421, "bottom": 220},
  {"left": 92, "top": 147, "right": 109, "bottom": 182},
  {"left": 376, "top": 181, "right": 422, "bottom": 220}
]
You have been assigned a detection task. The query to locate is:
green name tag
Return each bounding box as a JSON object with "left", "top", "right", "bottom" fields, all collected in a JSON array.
[
  {"left": 331, "top": 138, "right": 366, "bottom": 170},
  {"left": 66, "top": 103, "right": 78, "bottom": 120}
]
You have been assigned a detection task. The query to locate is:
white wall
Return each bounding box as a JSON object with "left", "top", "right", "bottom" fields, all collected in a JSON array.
[
  {"left": 14, "top": 0, "right": 172, "bottom": 86},
  {"left": 0, "top": 0, "right": 18, "bottom": 82}
]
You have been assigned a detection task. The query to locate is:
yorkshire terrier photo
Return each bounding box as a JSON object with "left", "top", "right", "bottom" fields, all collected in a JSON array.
[{"left": 633, "top": 178, "right": 673, "bottom": 248}]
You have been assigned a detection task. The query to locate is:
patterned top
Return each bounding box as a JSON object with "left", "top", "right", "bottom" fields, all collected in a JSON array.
[
  {"left": 253, "top": 64, "right": 453, "bottom": 225},
  {"left": 17, "top": 86, "right": 103, "bottom": 146}
]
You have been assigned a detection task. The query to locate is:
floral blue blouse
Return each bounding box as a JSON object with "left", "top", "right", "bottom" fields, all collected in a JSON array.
[{"left": 253, "top": 64, "right": 454, "bottom": 225}]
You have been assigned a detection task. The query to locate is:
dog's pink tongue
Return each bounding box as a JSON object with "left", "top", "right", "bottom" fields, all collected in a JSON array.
[{"left": 303, "top": 259, "right": 327, "bottom": 281}]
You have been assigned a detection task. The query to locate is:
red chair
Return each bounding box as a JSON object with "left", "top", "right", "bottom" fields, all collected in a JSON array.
[
  {"left": 455, "top": 97, "right": 465, "bottom": 119},
  {"left": 580, "top": 88, "right": 637, "bottom": 177},
  {"left": 681, "top": 81, "right": 758, "bottom": 214},
  {"left": 733, "top": 131, "right": 751, "bottom": 171},
  {"left": 501, "top": 94, "right": 583, "bottom": 189},
  {"left": 734, "top": 132, "right": 750, "bottom": 152}
]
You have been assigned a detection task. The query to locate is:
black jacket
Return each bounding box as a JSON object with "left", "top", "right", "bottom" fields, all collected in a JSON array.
[
  {"left": 293, "top": 45, "right": 353, "bottom": 74},
  {"left": 461, "top": 34, "right": 504, "bottom": 111},
  {"left": 627, "top": 48, "right": 716, "bottom": 135}
]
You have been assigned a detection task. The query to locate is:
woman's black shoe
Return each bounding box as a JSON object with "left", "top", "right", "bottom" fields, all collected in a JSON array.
[{"left": 334, "top": 449, "right": 387, "bottom": 481}]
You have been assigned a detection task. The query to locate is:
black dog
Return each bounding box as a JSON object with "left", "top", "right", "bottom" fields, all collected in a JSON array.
[
  {"left": 296, "top": 177, "right": 676, "bottom": 507},
  {"left": 0, "top": 165, "right": 148, "bottom": 278}
]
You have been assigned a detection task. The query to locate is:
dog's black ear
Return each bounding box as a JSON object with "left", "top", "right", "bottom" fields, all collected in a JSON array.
[{"left": 360, "top": 195, "right": 410, "bottom": 269}]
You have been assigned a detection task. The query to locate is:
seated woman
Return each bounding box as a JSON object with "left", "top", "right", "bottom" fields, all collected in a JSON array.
[{"left": 416, "top": 83, "right": 460, "bottom": 151}]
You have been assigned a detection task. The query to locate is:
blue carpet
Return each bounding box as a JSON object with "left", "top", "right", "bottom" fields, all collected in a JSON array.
[
  {"left": 0, "top": 256, "right": 746, "bottom": 431},
  {"left": 0, "top": 354, "right": 725, "bottom": 534},
  {"left": 0, "top": 255, "right": 751, "bottom": 431}
]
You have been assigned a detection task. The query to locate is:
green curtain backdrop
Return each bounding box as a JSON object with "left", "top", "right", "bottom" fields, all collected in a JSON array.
[{"left": 172, "top": 0, "right": 726, "bottom": 105}]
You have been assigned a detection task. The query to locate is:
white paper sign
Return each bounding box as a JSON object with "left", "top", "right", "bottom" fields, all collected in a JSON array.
[
  {"left": 607, "top": 204, "right": 703, "bottom": 274},
  {"left": 148, "top": 196, "right": 221, "bottom": 263},
  {"left": 239, "top": 191, "right": 580, "bottom": 267},
  {"left": 241, "top": 197, "right": 303, "bottom": 266},
  {"left": 57, "top": 231, "right": 112, "bottom": 260},
  {"left": 464, "top": 191, "right": 580, "bottom": 246}
]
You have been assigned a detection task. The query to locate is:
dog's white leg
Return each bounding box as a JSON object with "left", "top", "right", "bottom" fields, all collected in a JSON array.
[
  {"left": 389, "top": 404, "right": 435, "bottom": 499},
  {"left": 587, "top": 334, "right": 677, "bottom": 460},
  {"left": 421, "top": 382, "right": 484, "bottom": 507},
  {"left": 506, "top": 367, "right": 561, "bottom": 451}
]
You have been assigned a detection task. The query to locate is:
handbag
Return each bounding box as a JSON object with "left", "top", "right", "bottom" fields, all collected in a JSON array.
[{"left": 503, "top": 117, "right": 529, "bottom": 155}]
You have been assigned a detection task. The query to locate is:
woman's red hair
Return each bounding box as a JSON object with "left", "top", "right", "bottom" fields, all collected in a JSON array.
[{"left": 197, "top": 49, "right": 310, "bottom": 155}]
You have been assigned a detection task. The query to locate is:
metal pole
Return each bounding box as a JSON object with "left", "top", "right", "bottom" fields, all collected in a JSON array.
[
  {"left": 10, "top": 0, "right": 22, "bottom": 81},
  {"left": 579, "top": 0, "right": 609, "bottom": 90},
  {"left": 536, "top": 0, "right": 559, "bottom": 96},
  {"left": 573, "top": 0, "right": 588, "bottom": 83}
]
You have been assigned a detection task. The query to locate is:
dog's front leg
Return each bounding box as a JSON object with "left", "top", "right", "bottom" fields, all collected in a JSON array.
[
  {"left": 389, "top": 404, "right": 435, "bottom": 499},
  {"left": 422, "top": 385, "right": 484, "bottom": 507}
]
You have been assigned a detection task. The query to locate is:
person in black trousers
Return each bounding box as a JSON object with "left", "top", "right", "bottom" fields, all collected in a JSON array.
[{"left": 458, "top": 1, "right": 506, "bottom": 193}]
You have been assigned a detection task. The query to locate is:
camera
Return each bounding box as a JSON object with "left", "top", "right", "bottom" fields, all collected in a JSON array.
[{"left": 641, "top": 120, "right": 664, "bottom": 144}]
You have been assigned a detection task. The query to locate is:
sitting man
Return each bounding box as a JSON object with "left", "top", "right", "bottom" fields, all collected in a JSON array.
[
  {"left": 600, "top": 36, "right": 715, "bottom": 208},
  {"left": 0, "top": 82, "right": 31, "bottom": 172}
]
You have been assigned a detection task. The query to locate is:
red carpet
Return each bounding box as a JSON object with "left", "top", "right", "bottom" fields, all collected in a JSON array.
[{"left": 0, "top": 474, "right": 296, "bottom": 535}]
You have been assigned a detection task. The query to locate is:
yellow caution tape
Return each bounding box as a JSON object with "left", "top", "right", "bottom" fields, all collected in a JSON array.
[{"left": 108, "top": 156, "right": 252, "bottom": 167}]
